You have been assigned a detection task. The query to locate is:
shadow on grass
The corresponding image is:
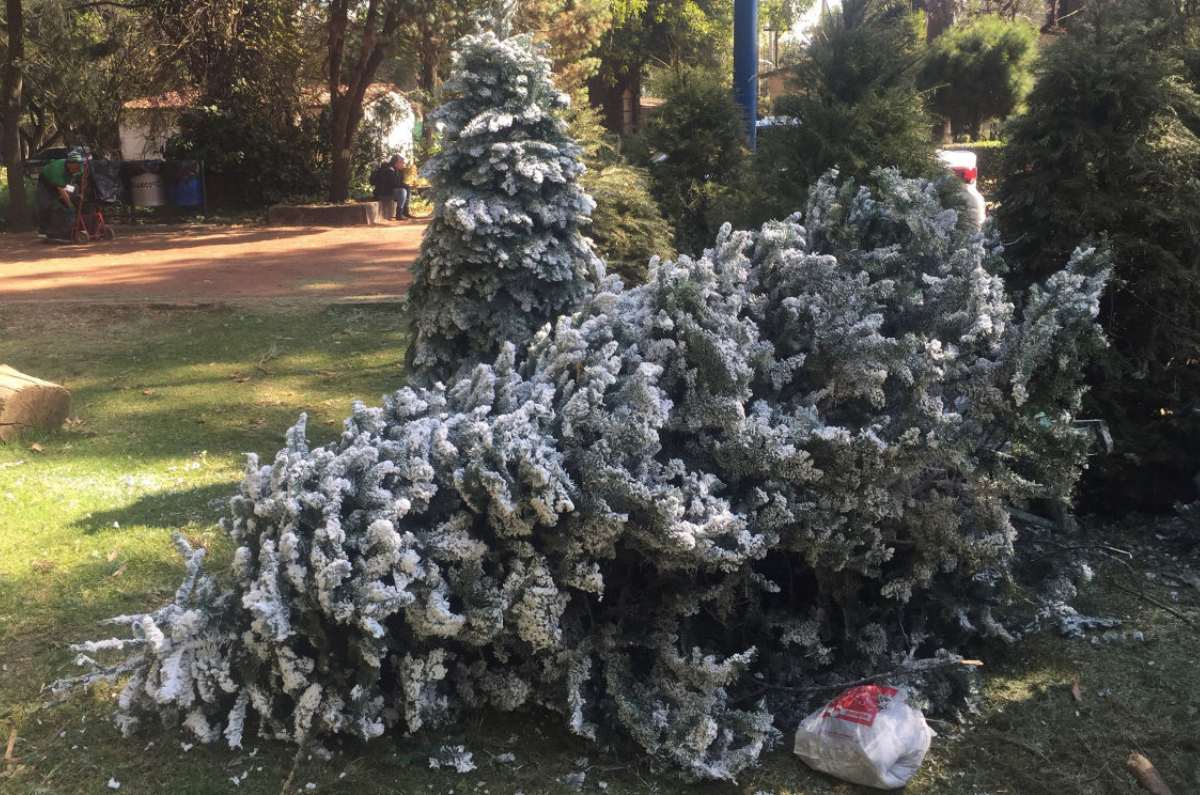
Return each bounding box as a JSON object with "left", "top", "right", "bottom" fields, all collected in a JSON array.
[{"left": 70, "top": 481, "right": 237, "bottom": 535}]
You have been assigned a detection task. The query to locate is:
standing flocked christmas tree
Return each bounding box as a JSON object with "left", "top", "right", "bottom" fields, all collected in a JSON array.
[{"left": 405, "top": 24, "right": 602, "bottom": 382}]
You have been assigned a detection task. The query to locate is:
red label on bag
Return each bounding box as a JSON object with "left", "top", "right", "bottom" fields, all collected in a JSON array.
[{"left": 822, "top": 685, "right": 898, "bottom": 727}]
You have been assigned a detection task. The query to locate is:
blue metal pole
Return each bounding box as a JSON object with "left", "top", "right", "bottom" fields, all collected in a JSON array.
[{"left": 733, "top": 0, "right": 758, "bottom": 149}]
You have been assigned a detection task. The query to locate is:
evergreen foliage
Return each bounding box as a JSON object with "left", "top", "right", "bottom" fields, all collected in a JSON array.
[
  {"left": 404, "top": 29, "right": 603, "bottom": 383},
  {"left": 582, "top": 163, "right": 675, "bottom": 284},
  {"left": 166, "top": 106, "right": 327, "bottom": 205},
  {"left": 641, "top": 67, "right": 748, "bottom": 254},
  {"left": 995, "top": 0, "right": 1200, "bottom": 510},
  {"left": 514, "top": 0, "right": 612, "bottom": 97},
  {"left": 62, "top": 169, "right": 1109, "bottom": 781},
  {"left": 748, "top": 0, "right": 936, "bottom": 226},
  {"left": 571, "top": 104, "right": 675, "bottom": 284},
  {"left": 919, "top": 15, "right": 1038, "bottom": 139}
]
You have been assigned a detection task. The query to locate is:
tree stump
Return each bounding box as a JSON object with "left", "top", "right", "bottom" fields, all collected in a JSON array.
[{"left": 0, "top": 365, "right": 71, "bottom": 442}]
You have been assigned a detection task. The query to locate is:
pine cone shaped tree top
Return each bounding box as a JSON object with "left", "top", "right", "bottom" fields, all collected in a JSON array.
[{"left": 405, "top": 29, "right": 603, "bottom": 383}]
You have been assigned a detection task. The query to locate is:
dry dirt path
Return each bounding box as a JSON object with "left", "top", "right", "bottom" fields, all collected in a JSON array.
[{"left": 0, "top": 221, "right": 426, "bottom": 303}]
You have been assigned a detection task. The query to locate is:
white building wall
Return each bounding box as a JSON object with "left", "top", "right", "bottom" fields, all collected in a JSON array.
[{"left": 119, "top": 111, "right": 179, "bottom": 160}]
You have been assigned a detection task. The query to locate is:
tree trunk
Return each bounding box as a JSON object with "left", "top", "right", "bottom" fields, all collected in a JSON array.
[
  {"left": 328, "top": 97, "right": 360, "bottom": 203},
  {"left": 1044, "top": 0, "right": 1085, "bottom": 31},
  {"left": 588, "top": 71, "right": 635, "bottom": 134},
  {"left": 419, "top": 44, "right": 440, "bottom": 149},
  {"left": 925, "top": 0, "right": 962, "bottom": 41},
  {"left": 329, "top": 139, "right": 354, "bottom": 203},
  {"left": 3, "top": 0, "right": 29, "bottom": 231},
  {"left": 934, "top": 118, "right": 952, "bottom": 144},
  {"left": 325, "top": 0, "right": 399, "bottom": 203}
]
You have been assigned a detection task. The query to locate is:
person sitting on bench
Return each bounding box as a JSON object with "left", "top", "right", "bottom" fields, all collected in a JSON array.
[{"left": 371, "top": 154, "right": 411, "bottom": 220}]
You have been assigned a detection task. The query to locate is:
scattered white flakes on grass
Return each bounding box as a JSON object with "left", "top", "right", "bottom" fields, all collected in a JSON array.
[
  {"left": 180, "top": 742, "right": 194, "bottom": 752},
  {"left": 107, "top": 778, "right": 121, "bottom": 790},
  {"left": 429, "top": 745, "right": 476, "bottom": 773}
]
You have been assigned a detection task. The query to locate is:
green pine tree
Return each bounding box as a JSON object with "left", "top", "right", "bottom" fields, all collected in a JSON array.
[{"left": 996, "top": 0, "right": 1200, "bottom": 510}]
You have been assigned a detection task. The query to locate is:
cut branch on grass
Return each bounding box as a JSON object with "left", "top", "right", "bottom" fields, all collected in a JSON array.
[
  {"left": 980, "top": 729, "right": 1050, "bottom": 763},
  {"left": 256, "top": 343, "right": 280, "bottom": 375},
  {"left": 279, "top": 735, "right": 309, "bottom": 795},
  {"left": 1127, "top": 752, "right": 1174, "bottom": 795},
  {"left": 4, "top": 726, "right": 16, "bottom": 770},
  {"left": 1109, "top": 582, "right": 1198, "bottom": 629}
]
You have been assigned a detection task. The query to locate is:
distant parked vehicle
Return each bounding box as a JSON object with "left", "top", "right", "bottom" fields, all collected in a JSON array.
[{"left": 937, "top": 149, "right": 986, "bottom": 227}]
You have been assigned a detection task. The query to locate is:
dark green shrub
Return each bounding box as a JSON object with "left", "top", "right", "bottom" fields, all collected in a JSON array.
[
  {"left": 745, "top": 0, "right": 936, "bottom": 225},
  {"left": 995, "top": 0, "right": 1200, "bottom": 511},
  {"left": 640, "top": 67, "right": 748, "bottom": 254},
  {"left": 583, "top": 164, "right": 675, "bottom": 284},
  {"left": 919, "top": 16, "right": 1038, "bottom": 139},
  {"left": 166, "top": 103, "right": 327, "bottom": 206},
  {"left": 570, "top": 105, "right": 674, "bottom": 284}
]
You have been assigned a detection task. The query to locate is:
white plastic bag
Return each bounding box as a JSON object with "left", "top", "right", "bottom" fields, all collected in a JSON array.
[{"left": 793, "top": 684, "right": 934, "bottom": 790}]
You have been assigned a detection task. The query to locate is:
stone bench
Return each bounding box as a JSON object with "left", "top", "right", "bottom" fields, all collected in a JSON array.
[{"left": 267, "top": 201, "right": 389, "bottom": 227}]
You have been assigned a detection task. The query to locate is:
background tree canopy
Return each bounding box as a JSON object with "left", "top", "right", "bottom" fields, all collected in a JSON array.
[{"left": 919, "top": 14, "right": 1038, "bottom": 139}]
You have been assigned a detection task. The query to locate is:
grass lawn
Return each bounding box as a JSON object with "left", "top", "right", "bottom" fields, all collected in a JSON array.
[{"left": 0, "top": 303, "right": 1197, "bottom": 794}]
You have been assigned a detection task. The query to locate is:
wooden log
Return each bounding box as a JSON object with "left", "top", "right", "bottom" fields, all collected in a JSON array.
[
  {"left": 0, "top": 365, "right": 71, "bottom": 442},
  {"left": 1127, "top": 752, "right": 1174, "bottom": 795}
]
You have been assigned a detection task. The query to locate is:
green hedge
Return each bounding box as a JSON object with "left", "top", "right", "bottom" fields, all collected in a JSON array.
[{"left": 0, "top": 174, "right": 39, "bottom": 231}]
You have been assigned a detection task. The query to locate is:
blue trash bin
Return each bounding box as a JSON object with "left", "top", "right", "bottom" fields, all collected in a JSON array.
[{"left": 171, "top": 176, "right": 203, "bottom": 207}]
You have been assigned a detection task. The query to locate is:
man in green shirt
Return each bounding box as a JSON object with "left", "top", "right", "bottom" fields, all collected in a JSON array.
[{"left": 36, "top": 150, "right": 84, "bottom": 239}]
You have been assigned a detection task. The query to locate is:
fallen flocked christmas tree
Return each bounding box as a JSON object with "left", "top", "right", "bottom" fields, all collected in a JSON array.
[{"left": 58, "top": 29, "right": 1112, "bottom": 783}]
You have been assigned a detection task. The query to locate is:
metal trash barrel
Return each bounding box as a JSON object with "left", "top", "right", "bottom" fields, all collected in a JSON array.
[{"left": 130, "top": 173, "right": 166, "bottom": 206}]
